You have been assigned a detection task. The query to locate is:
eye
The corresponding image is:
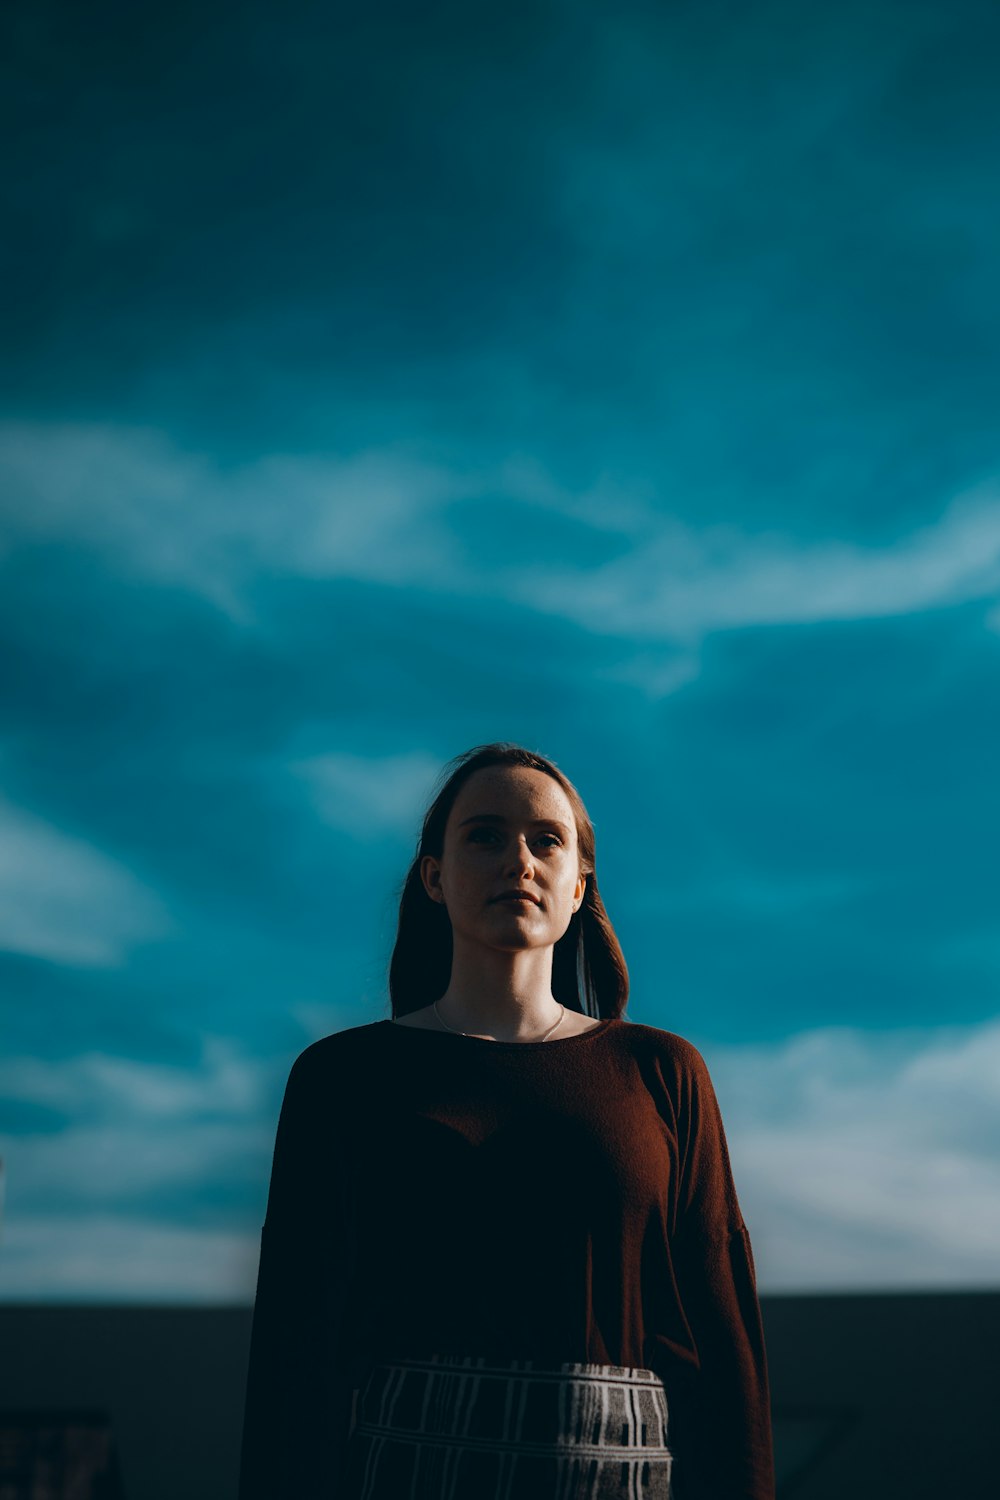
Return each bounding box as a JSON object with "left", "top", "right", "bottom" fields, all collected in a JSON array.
[{"left": 465, "top": 828, "right": 563, "bottom": 847}]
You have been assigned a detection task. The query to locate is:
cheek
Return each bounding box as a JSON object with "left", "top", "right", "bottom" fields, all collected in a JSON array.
[{"left": 449, "top": 859, "right": 491, "bottom": 901}]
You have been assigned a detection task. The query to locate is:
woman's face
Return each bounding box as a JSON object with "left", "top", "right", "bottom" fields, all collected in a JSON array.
[{"left": 421, "top": 765, "right": 587, "bottom": 954}]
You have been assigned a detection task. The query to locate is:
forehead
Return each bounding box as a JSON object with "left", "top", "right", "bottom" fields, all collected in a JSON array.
[{"left": 449, "top": 766, "right": 575, "bottom": 825}]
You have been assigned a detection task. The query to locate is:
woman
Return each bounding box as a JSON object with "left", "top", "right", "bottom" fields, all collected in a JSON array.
[{"left": 237, "top": 742, "right": 775, "bottom": 1500}]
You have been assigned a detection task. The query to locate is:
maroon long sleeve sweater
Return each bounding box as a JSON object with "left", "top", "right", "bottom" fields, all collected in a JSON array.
[{"left": 237, "top": 1017, "right": 775, "bottom": 1500}]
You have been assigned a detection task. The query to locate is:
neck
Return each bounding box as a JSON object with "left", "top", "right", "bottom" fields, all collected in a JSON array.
[{"left": 436, "top": 938, "right": 563, "bottom": 1039}]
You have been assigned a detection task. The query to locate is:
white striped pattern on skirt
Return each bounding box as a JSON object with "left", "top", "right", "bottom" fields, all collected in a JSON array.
[{"left": 341, "top": 1353, "right": 674, "bottom": 1500}]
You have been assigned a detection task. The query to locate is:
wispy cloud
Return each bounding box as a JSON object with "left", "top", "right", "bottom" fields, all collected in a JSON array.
[
  {"left": 2, "top": 1118, "right": 269, "bottom": 1206},
  {"left": 0, "top": 1036, "right": 264, "bottom": 1119},
  {"left": 702, "top": 1016, "right": 1000, "bottom": 1291},
  {"left": 4, "top": 422, "right": 999, "bottom": 663},
  {"left": 0, "top": 795, "right": 171, "bottom": 967},
  {"left": 507, "top": 488, "right": 1000, "bottom": 642},
  {"left": 0, "top": 1041, "right": 274, "bottom": 1232},
  {"left": 0, "top": 1214, "right": 261, "bottom": 1301},
  {"left": 287, "top": 749, "right": 445, "bottom": 840},
  {"left": 0, "top": 1039, "right": 275, "bottom": 1298},
  {"left": 0, "top": 421, "right": 464, "bottom": 622}
]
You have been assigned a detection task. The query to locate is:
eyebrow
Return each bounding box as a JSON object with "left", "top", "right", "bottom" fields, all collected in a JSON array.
[{"left": 458, "top": 814, "right": 572, "bottom": 835}]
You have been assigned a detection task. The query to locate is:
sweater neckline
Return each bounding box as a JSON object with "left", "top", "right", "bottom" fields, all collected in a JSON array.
[{"left": 382, "top": 1016, "right": 619, "bottom": 1049}]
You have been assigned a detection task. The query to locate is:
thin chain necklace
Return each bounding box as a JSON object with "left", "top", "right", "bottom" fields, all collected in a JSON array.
[{"left": 432, "top": 998, "right": 566, "bottom": 1042}]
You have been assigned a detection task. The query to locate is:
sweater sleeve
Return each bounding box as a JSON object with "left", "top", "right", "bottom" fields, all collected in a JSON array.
[
  {"left": 668, "top": 1044, "right": 776, "bottom": 1500},
  {"left": 237, "top": 1044, "right": 357, "bottom": 1500}
]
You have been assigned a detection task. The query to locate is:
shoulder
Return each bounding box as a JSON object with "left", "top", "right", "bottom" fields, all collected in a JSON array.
[
  {"left": 302, "top": 1019, "right": 386, "bottom": 1053},
  {"left": 282, "top": 1021, "right": 388, "bottom": 1096},
  {"left": 614, "top": 1021, "right": 723, "bottom": 1118},
  {"left": 616, "top": 1019, "right": 711, "bottom": 1077}
]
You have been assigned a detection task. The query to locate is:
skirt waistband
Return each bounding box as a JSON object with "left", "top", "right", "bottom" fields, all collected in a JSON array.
[{"left": 381, "top": 1353, "right": 665, "bottom": 1385}]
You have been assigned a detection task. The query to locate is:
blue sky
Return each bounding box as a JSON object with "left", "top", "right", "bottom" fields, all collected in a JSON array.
[{"left": 1, "top": 0, "right": 999, "bottom": 1301}]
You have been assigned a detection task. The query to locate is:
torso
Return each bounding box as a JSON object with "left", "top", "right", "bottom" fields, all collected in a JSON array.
[{"left": 392, "top": 1003, "right": 607, "bottom": 1040}]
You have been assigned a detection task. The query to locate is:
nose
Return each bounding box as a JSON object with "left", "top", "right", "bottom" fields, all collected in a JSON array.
[{"left": 505, "top": 836, "right": 536, "bottom": 879}]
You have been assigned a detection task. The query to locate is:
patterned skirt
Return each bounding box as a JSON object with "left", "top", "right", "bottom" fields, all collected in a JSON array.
[{"left": 341, "top": 1353, "right": 674, "bottom": 1500}]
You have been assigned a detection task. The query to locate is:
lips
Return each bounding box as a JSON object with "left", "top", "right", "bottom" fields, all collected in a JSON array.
[{"left": 493, "top": 891, "right": 541, "bottom": 905}]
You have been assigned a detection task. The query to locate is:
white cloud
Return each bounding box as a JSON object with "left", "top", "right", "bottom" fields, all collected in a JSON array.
[
  {"left": 286, "top": 749, "right": 444, "bottom": 840},
  {"left": 0, "top": 1035, "right": 265, "bottom": 1119},
  {"left": 0, "top": 420, "right": 464, "bottom": 622},
  {"left": 590, "top": 650, "right": 702, "bottom": 702},
  {"left": 0, "top": 1045, "right": 278, "bottom": 1301},
  {"left": 0, "top": 796, "right": 171, "bottom": 966},
  {"left": 0, "top": 421, "right": 244, "bottom": 618},
  {"left": 505, "top": 486, "right": 1000, "bottom": 642},
  {"left": 0, "top": 1213, "right": 261, "bottom": 1301},
  {"left": 0, "top": 1041, "right": 276, "bottom": 1233},
  {"left": 697, "top": 1016, "right": 1000, "bottom": 1292},
  {"left": 4, "top": 421, "right": 998, "bottom": 663},
  {"left": 0, "top": 1039, "right": 287, "bottom": 1301},
  {"left": 1, "top": 1118, "right": 270, "bottom": 1205}
]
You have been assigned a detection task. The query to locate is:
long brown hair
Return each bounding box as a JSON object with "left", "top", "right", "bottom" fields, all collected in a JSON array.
[{"left": 387, "top": 742, "right": 629, "bottom": 1019}]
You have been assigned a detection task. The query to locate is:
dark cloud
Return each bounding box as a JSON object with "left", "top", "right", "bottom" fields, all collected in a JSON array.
[{"left": 2, "top": 0, "right": 998, "bottom": 529}]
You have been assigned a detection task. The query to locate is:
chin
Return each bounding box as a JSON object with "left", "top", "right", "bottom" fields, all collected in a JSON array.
[{"left": 476, "top": 922, "right": 547, "bottom": 947}]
